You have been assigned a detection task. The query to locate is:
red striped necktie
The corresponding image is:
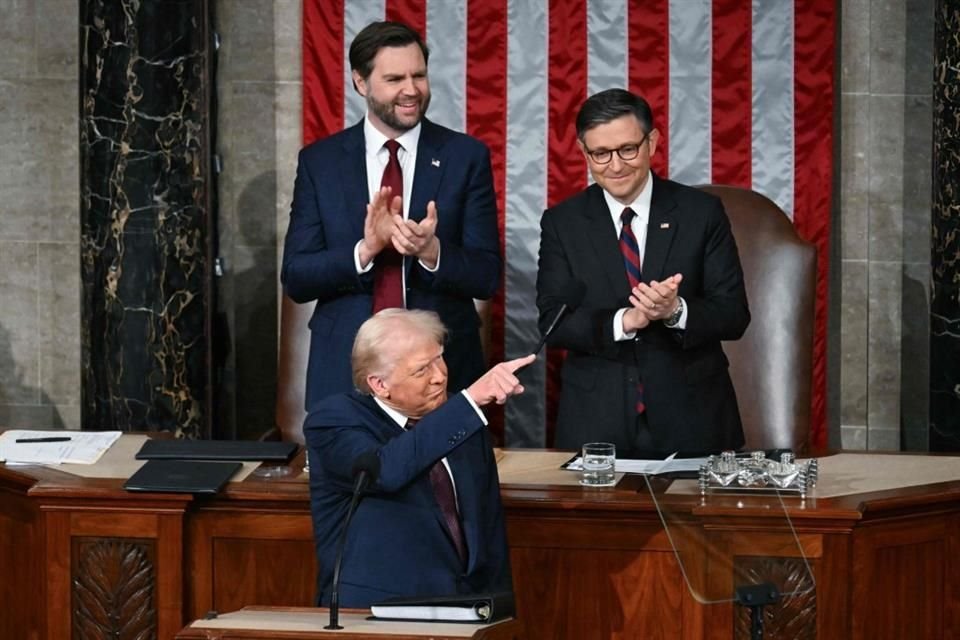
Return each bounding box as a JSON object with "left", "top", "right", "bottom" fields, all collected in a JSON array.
[
  {"left": 406, "top": 419, "right": 468, "bottom": 566},
  {"left": 372, "top": 139, "right": 404, "bottom": 313},
  {"left": 619, "top": 208, "right": 646, "bottom": 414}
]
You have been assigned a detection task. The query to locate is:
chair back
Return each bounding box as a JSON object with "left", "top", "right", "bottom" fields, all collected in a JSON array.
[
  {"left": 698, "top": 185, "right": 816, "bottom": 452},
  {"left": 275, "top": 295, "right": 313, "bottom": 444}
]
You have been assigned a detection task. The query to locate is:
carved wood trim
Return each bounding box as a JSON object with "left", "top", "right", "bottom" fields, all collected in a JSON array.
[
  {"left": 734, "top": 556, "right": 817, "bottom": 640},
  {"left": 72, "top": 538, "right": 157, "bottom": 640}
]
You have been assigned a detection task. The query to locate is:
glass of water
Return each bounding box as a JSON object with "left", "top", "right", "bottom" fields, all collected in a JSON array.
[{"left": 580, "top": 442, "right": 616, "bottom": 487}]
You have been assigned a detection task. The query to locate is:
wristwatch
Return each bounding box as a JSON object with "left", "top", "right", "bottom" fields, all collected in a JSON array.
[{"left": 664, "top": 297, "right": 684, "bottom": 328}]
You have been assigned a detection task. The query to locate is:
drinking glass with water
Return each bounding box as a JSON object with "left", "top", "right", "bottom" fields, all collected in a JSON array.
[{"left": 580, "top": 442, "right": 616, "bottom": 486}]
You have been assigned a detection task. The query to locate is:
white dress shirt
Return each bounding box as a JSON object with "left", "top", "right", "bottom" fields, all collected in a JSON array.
[
  {"left": 606, "top": 173, "right": 687, "bottom": 340},
  {"left": 353, "top": 117, "right": 441, "bottom": 283}
]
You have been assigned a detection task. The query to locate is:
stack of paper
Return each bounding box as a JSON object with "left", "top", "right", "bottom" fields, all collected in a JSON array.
[
  {"left": 0, "top": 430, "right": 122, "bottom": 465},
  {"left": 564, "top": 453, "right": 709, "bottom": 475}
]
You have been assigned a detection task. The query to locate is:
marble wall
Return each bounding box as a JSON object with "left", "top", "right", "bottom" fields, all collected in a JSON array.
[
  {"left": 930, "top": 1, "right": 960, "bottom": 451},
  {"left": 80, "top": 0, "right": 212, "bottom": 437},
  {"left": 838, "top": 0, "right": 934, "bottom": 451},
  {"left": 0, "top": 0, "right": 80, "bottom": 429}
]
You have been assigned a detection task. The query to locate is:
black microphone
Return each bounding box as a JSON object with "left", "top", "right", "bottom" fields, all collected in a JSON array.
[
  {"left": 532, "top": 281, "right": 587, "bottom": 355},
  {"left": 326, "top": 451, "right": 381, "bottom": 630}
]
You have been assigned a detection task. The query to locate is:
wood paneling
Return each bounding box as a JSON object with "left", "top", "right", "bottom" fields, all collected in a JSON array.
[{"left": 2, "top": 459, "right": 960, "bottom": 639}]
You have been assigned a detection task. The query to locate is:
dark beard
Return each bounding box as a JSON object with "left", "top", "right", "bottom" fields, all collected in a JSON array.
[{"left": 367, "top": 92, "right": 431, "bottom": 132}]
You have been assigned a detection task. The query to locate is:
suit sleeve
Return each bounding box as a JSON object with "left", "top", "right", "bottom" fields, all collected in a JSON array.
[
  {"left": 679, "top": 198, "right": 751, "bottom": 348},
  {"left": 413, "top": 144, "right": 501, "bottom": 300},
  {"left": 308, "top": 394, "right": 485, "bottom": 495},
  {"left": 281, "top": 148, "right": 369, "bottom": 304},
  {"left": 536, "top": 210, "right": 620, "bottom": 355}
]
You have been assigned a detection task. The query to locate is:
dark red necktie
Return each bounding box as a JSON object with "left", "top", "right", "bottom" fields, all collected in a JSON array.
[
  {"left": 407, "top": 419, "right": 467, "bottom": 566},
  {"left": 619, "top": 208, "right": 646, "bottom": 414},
  {"left": 372, "top": 140, "right": 404, "bottom": 312}
]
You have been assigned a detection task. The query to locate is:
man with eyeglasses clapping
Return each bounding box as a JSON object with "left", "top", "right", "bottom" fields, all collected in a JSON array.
[{"left": 536, "top": 88, "right": 750, "bottom": 459}]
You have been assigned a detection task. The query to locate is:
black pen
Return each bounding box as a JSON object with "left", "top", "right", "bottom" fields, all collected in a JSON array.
[{"left": 15, "top": 437, "right": 72, "bottom": 443}]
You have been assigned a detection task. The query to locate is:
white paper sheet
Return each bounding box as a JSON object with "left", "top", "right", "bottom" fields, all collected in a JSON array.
[
  {"left": 0, "top": 430, "right": 122, "bottom": 465},
  {"left": 564, "top": 452, "right": 709, "bottom": 475}
]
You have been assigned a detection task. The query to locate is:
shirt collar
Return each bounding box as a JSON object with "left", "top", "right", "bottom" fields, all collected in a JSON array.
[
  {"left": 602, "top": 170, "right": 654, "bottom": 224},
  {"left": 364, "top": 116, "right": 422, "bottom": 157},
  {"left": 373, "top": 396, "right": 409, "bottom": 428}
]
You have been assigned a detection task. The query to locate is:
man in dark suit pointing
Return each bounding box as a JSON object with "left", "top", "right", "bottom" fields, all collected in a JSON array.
[
  {"left": 306, "top": 309, "right": 533, "bottom": 606},
  {"left": 282, "top": 21, "right": 500, "bottom": 410},
  {"left": 537, "top": 89, "right": 750, "bottom": 457}
]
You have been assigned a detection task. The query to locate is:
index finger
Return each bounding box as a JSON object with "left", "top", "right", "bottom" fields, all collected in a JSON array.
[
  {"left": 404, "top": 219, "right": 429, "bottom": 238},
  {"left": 645, "top": 279, "right": 679, "bottom": 297},
  {"left": 504, "top": 353, "right": 537, "bottom": 373}
]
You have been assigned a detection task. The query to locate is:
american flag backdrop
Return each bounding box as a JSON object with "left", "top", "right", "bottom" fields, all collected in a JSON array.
[{"left": 302, "top": 0, "right": 835, "bottom": 449}]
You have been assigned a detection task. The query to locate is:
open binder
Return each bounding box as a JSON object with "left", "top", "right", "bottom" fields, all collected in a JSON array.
[{"left": 370, "top": 591, "right": 514, "bottom": 624}]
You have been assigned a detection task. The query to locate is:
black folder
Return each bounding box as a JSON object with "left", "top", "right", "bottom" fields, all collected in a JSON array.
[
  {"left": 369, "top": 592, "right": 515, "bottom": 624},
  {"left": 123, "top": 459, "right": 242, "bottom": 494},
  {"left": 135, "top": 439, "right": 297, "bottom": 462}
]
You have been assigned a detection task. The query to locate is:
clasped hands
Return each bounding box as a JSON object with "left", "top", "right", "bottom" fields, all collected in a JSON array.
[
  {"left": 622, "top": 273, "right": 684, "bottom": 333},
  {"left": 359, "top": 186, "right": 440, "bottom": 269}
]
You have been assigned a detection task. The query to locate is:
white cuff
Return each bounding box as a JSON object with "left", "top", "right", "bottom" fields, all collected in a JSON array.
[
  {"left": 613, "top": 308, "right": 637, "bottom": 341},
  {"left": 354, "top": 240, "right": 374, "bottom": 274}
]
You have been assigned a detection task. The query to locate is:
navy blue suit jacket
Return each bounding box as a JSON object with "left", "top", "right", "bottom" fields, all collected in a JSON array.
[
  {"left": 304, "top": 391, "right": 512, "bottom": 607},
  {"left": 537, "top": 176, "right": 750, "bottom": 455},
  {"left": 282, "top": 119, "right": 501, "bottom": 409}
]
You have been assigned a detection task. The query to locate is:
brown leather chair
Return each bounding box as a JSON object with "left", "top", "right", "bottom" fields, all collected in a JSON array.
[
  {"left": 698, "top": 185, "right": 816, "bottom": 452},
  {"left": 274, "top": 295, "right": 313, "bottom": 444}
]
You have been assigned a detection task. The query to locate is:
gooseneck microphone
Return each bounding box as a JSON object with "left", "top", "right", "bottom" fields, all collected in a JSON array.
[
  {"left": 532, "top": 281, "right": 587, "bottom": 355},
  {"left": 326, "top": 451, "right": 381, "bottom": 630}
]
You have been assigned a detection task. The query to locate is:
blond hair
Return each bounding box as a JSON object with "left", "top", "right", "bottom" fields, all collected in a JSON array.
[{"left": 352, "top": 309, "right": 447, "bottom": 393}]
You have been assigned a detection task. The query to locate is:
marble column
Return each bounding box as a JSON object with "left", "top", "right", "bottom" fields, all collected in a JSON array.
[
  {"left": 931, "top": 1, "right": 960, "bottom": 451},
  {"left": 80, "top": 0, "right": 212, "bottom": 438}
]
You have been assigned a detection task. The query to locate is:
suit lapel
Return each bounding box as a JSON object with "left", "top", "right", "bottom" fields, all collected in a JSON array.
[
  {"left": 641, "top": 174, "right": 677, "bottom": 282},
  {"left": 409, "top": 119, "right": 446, "bottom": 224},
  {"left": 340, "top": 121, "right": 369, "bottom": 240},
  {"left": 582, "top": 185, "right": 633, "bottom": 299},
  {"left": 406, "top": 120, "right": 447, "bottom": 277}
]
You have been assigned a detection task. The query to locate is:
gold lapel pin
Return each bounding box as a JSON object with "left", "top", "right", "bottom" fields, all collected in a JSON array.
[
  {"left": 431, "top": 158, "right": 440, "bottom": 167},
  {"left": 660, "top": 222, "right": 670, "bottom": 229}
]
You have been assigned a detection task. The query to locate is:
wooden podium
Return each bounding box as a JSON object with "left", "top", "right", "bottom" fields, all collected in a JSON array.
[
  {"left": 176, "top": 606, "right": 525, "bottom": 639},
  {"left": 3, "top": 444, "right": 960, "bottom": 639}
]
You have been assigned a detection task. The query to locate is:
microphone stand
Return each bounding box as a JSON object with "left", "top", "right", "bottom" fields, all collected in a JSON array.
[
  {"left": 326, "top": 454, "right": 379, "bottom": 630},
  {"left": 531, "top": 281, "right": 586, "bottom": 356}
]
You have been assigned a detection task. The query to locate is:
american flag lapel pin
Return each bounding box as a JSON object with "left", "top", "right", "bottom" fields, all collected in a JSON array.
[
  {"left": 660, "top": 222, "right": 670, "bottom": 229},
  {"left": 431, "top": 158, "right": 440, "bottom": 167}
]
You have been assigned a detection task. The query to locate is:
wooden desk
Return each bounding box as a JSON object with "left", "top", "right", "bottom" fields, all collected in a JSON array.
[
  {"left": 2, "top": 450, "right": 959, "bottom": 639},
  {"left": 176, "top": 606, "right": 524, "bottom": 639}
]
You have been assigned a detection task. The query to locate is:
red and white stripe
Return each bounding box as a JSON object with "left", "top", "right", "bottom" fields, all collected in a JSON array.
[{"left": 302, "top": 0, "right": 835, "bottom": 448}]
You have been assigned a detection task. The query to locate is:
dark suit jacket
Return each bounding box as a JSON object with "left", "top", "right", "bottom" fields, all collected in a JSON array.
[
  {"left": 282, "top": 119, "right": 501, "bottom": 409},
  {"left": 536, "top": 176, "right": 750, "bottom": 455},
  {"left": 304, "top": 391, "right": 512, "bottom": 607}
]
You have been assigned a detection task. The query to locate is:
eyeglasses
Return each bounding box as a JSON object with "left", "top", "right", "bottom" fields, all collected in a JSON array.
[{"left": 583, "top": 132, "right": 651, "bottom": 164}]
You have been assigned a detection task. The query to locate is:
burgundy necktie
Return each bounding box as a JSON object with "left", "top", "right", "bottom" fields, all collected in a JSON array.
[
  {"left": 407, "top": 419, "right": 468, "bottom": 566},
  {"left": 372, "top": 140, "right": 404, "bottom": 313},
  {"left": 619, "top": 208, "right": 646, "bottom": 414}
]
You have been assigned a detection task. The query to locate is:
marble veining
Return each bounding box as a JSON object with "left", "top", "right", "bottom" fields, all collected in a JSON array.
[
  {"left": 931, "top": 2, "right": 960, "bottom": 451},
  {"left": 80, "top": 0, "right": 210, "bottom": 437}
]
